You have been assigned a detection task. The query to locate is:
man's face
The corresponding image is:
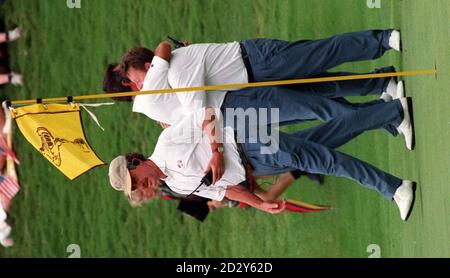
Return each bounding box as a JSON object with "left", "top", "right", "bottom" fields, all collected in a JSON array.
[
  {"left": 127, "top": 66, "right": 149, "bottom": 90},
  {"left": 129, "top": 160, "right": 164, "bottom": 199},
  {"left": 121, "top": 79, "right": 139, "bottom": 92}
]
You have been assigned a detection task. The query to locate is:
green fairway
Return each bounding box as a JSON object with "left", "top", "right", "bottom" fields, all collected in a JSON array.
[{"left": 0, "top": 0, "right": 449, "bottom": 257}]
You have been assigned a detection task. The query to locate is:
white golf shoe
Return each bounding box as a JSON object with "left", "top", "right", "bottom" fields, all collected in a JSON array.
[
  {"left": 380, "top": 79, "right": 404, "bottom": 102},
  {"left": 380, "top": 92, "right": 392, "bottom": 102},
  {"left": 393, "top": 180, "right": 415, "bottom": 221},
  {"left": 394, "top": 81, "right": 405, "bottom": 99},
  {"left": 389, "top": 30, "right": 401, "bottom": 51},
  {"left": 397, "top": 97, "right": 414, "bottom": 150}
]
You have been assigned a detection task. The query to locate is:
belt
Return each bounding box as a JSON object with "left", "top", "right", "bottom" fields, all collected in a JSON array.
[
  {"left": 234, "top": 132, "right": 256, "bottom": 192},
  {"left": 234, "top": 132, "right": 252, "bottom": 167},
  {"left": 239, "top": 42, "right": 255, "bottom": 83}
]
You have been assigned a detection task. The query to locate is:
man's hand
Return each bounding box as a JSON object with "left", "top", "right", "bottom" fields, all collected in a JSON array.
[
  {"left": 204, "top": 152, "right": 225, "bottom": 185},
  {"left": 202, "top": 108, "right": 225, "bottom": 185},
  {"left": 225, "top": 185, "right": 285, "bottom": 215},
  {"left": 158, "top": 121, "right": 170, "bottom": 129},
  {"left": 258, "top": 200, "right": 286, "bottom": 214},
  {"left": 207, "top": 200, "right": 227, "bottom": 211}
]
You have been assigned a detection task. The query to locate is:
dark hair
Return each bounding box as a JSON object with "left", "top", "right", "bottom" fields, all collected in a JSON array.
[
  {"left": 120, "top": 47, "right": 154, "bottom": 75},
  {"left": 102, "top": 63, "right": 133, "bottom": 102}
]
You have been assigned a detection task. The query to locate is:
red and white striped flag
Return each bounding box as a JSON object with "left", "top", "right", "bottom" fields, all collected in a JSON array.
[{"left": 0, "top": 175, "right": 20, "bottom": 201}]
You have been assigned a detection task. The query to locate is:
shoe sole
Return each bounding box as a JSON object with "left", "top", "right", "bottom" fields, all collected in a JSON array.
[
  {"left": 402, "top": 81, "right": 407, "bottom": 98},
  {"left": 403, "top": 182, "right": 416, "bottom": 221},
  {"left": 407, "top": 98, "right": 416, "bottom": 150},
  {"left": 398, "top": 97, "right": 414, "bottom": 150}
]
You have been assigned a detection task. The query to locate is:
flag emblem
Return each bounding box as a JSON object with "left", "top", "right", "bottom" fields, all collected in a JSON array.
[
  {"left": 0, "top": 175, "right": 19, "bottom": 201},
  {"left": 37, "top": 127, "right": 90, "bottom": 167}
]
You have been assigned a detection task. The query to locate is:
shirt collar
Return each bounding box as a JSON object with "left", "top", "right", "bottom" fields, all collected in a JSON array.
[{"left": 148, "top": 154, "right": 167, "bottom": 175}]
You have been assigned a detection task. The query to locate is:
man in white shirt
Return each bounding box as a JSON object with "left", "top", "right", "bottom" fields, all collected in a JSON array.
[
  {"left": 104, "top": 30, "right": 408, "bottom": 190},
  {"left": 121, "top": 29, "right": 402, "bottom": 126},
  {"left": 109, "top": 108, "right": 286, "bottom": 214},
  {"left": 109, "top": 96, "right": 416, "bottom": 220},
  {"left": 117, "top": 30, "right": 404, "bottom": 140}
]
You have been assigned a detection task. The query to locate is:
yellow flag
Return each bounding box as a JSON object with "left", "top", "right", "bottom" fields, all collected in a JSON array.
[{"left": 11, "top": 103, "right": 104, "bottom": 180}]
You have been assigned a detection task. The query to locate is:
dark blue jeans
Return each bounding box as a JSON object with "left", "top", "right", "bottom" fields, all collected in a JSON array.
[
  {"left": 241, "top": 29, "right": 393, "bottom": 80},
  {"left": 222, "top": 79, "right": 399, "bottom": 136},
  {"left": 234, "top": 100, "right": 404, "bottom": 201}
]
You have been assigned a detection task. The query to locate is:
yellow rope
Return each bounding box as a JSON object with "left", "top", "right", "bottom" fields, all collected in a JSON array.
[{"left": 9, "top": 69, "right": 436, "bottom": 106}]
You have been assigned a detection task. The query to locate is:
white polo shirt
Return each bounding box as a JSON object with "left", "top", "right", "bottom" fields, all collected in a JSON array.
[
  {"left": 132, "top": 57, "right": 183, "bottom": 125},
  {"left": 149, "top": 108, "right": 246, "bottom": 201},
  {"left": 133, "top": 42, "right": 248, "bottom": 124}
]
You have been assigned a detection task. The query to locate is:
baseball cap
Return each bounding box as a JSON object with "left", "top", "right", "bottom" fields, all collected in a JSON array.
[{"left": 108, "top": 155, "right": 132, "bottom": 197}]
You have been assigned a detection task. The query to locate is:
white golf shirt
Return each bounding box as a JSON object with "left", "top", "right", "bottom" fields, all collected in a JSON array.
[
  {"left": 132, "top": 57, "right": 183, "bottom": 124},
  {"left": 149, "top": 108, "right": 246, "bottom": 201},
  {"left": 133, "top": 42, "right": 248, "bottom": 124}
]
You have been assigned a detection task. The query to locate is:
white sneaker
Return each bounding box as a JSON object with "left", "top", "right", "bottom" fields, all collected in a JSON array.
[
  {"left": 395, "top": 81, "right": 405, "bottom": 99},
  {"left": 396, "top": 97, "right": 414, "bottom": 150},
  {"left": 389, "top": 30, "right": 401, "bottom": 51},
  {"left": 380, "top": 92, "right": 392, "bottom": 102},
  {"left": 384, "top": 78, "right": 397, "bottom": 99},
  {"left": 393, "top": 180, "right": 415, "bottom": 221},
  {"left": 9, "top": 72, "right": 23, "bottom": 86},
  {"left": 381, "top": 79, "right": 405, "bottom": 101},
  {"left": 7, "top": 27, "right": 21, "bottom": 42}
]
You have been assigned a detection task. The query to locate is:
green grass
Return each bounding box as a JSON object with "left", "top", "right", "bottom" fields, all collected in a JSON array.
[{"left": 0, "top": 0, "right": 449, "bottom": 257}]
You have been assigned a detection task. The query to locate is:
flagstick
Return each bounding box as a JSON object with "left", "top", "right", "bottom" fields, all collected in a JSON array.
[{"left": 8, "top": 69, "right": 437, "bottom": 106}]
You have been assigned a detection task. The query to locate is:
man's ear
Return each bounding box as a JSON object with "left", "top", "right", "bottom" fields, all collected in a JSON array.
[
  {"left": 145, "top": 62, "right": 151, "bottom": 70},
  {"left": 121, "top": 80, "right": 131, "bottom": 87}
]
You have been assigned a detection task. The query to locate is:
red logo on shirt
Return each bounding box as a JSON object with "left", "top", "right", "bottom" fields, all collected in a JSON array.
[{"left": 177, "top": 160, "right": 184, "bottom": 168}]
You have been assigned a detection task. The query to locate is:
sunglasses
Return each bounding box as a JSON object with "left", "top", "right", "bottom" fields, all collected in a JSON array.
[{"left": 127, "top": 158, "right": 141, "bottom": 170}]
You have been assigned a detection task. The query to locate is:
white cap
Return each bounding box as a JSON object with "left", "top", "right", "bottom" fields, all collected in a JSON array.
[{"left": 108, "top": 155, "right": 132, "bottom": 197}]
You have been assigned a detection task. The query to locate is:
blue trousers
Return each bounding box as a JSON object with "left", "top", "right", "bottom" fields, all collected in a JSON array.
[
  {"left": 224, "top": 30, "right": 397, "bottom": 134},
  {"left": 283, "top": 66, "right": 395, "bottom": 98},
  {"left": 242, "top": 29, "right": 393, "bottom": 80},
  {"left": 237, "top": 100, "right": 404, "bottom": 201},
  {"left": 222, "top": 77, "right": 399, "bottom": 136}
]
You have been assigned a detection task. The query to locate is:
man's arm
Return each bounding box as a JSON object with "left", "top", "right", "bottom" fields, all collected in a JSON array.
[
  {"left": 202, "top": 107, "right": 225, "bottom": 185},
  {"left": 134, "top": 42, "right": 175, "bottom": 124},
  {"left": 154, "top": 41, "right": 172, "bottom": 62},
  {"left": 225, "top": 185, "right": 285, "bottom": 214},
  {"left": 169, "top": 107, "right": 224, "bottom": 186},
  {"left": 254, "top": 172, "right": 296, "bottom": 202}
]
